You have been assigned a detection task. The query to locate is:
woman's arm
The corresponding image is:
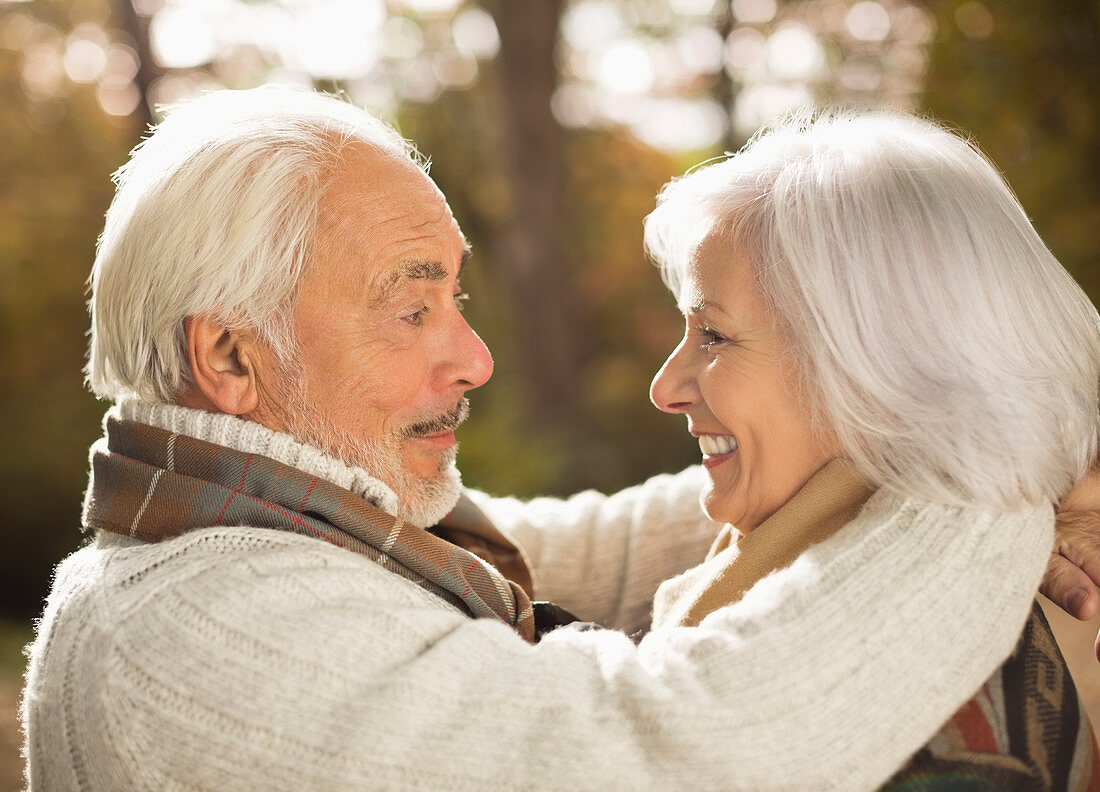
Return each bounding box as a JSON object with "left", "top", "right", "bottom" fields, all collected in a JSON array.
[{"left": 467, "top": 466, "right": 723, "bottom": 633}]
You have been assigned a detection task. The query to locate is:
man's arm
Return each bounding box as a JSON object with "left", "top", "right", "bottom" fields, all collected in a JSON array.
[
  {"left": 34, "top": 492, "right": 1048, "bottom": 792},
  {"left": 467, "top": 467, "right": 723, "bottom": 634},
  {"left": 475, "top": 464, "right": 1100, "bottom": 645},
  {"left": 1039, "top": 468, "right": 1100, "bottom": 660}
]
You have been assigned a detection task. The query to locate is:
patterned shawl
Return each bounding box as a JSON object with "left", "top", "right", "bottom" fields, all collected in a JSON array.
[
  {"left": 84, "top": 416, "right": 538, "bottom": 641},
  {"left": 883, "top": 601, "right": 1100, "bottom": 792}
]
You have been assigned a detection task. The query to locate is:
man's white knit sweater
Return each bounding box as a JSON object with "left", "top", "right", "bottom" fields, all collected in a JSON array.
[{"left": 22, "top": 401, "right": 1054, "bottom": 791}]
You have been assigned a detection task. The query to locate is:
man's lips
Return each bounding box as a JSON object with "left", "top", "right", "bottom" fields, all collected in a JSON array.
[{"left": 411, "top": 430, "right": 457, "bottom": 448}]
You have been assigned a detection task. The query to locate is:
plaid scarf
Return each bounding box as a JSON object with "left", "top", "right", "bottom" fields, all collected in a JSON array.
[{"left": 84, "top": 416, "right": 538, "bottom": 642}]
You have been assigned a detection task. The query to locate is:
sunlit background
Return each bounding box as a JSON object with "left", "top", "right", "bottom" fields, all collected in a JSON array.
[
  {"left": 1, "top": 0, "right": 1098, "bottom": 785},
  {"left": 12, "top": 0, "right": 945, "bottom": 145}
]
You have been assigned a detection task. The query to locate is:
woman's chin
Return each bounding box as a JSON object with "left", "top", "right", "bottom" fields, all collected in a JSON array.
[
  {"left": 702, "top": 485, "right": 768, "bottom": 534},
  {"left": 700, "top": 484, "right": 738, "bottom": 528}
]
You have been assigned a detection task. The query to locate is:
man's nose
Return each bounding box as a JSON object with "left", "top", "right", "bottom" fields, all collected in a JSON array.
[
  {"left": 446, "top": 314, "right": 494, "bottom": 391},
  {"left": 650, "top": 338, "right": 696, "bottom": 414}
]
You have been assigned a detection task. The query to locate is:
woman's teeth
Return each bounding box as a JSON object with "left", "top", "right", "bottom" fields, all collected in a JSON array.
[{"left": 698, "top": 434, "right": 738, "bottom": 456}]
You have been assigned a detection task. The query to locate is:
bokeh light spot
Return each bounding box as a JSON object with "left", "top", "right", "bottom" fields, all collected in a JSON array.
[
  {"left": 22, "top": 41, "right": 66, "bottom": 101},
  {"left": 955, "top": 1, "right": 994, "bottom": 40},
  {"left": 597, "top": 39, "right": 654, "bottom": 95},
  {"left": 0, "top": 13, "right": 34, "bottom": 51},
  {"left": 433, "top": 47, "right": 478, "bottom": 89},
  {"left": 630, "top": 97, "right": 727, "bottom": 152},
  {"left": 380, "top": 15, "right": 424, "bottom": 60},
  {"left": 452, "top": 7, "right": 499, "bottom": 60},
  {"left": 766, "top": 23, "right": 825, "bottom": 80},
  {"left": 676, "top": 25, "right": 725, "bottom": 75},
  {"left": 669, "top": 0, "right": 717, "bottom": 16},
  {"left": 398, "top": 0, "right": 462, "bottom": 15},
  {"left": 149, "top": 6, "right": 217, "bottom": 69},
  {"left": 731, "top": 0, "right": 777, "bottom": 25},
  {"left": 561, "top": 1, "right": 623, "bottom": 52},
  {"left": 96, "top": 81, "right": 140, "bottom": 116},
  {"left": 726, "top": 26, "right": 767, "bottom": 76},
  {"left": 846, "top": 1, "right": 891, "bottom": 42},
  {"left": 733, "top": 82, "right": 813, "bottom": 137},
  {"left": 63, "top": 37, "right": 107, "bottom": 83},
  {"left": 551, "top": 83, "right": 599, "bottom": 128}
]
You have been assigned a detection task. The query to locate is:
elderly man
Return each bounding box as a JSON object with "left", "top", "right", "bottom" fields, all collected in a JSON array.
[{"left": 21, "top": 87, "right": 1100, "bottom": 791}]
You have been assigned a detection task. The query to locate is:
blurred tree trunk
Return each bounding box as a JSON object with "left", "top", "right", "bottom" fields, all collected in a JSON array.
[
  {"left": 713, "top": 1, "right": 739, "bottom": 152},
  {"left": 481, "top": 0, "right": 586, "bottom": 431},
  {"left": 118, "top": 0, "right": 157, "bottom": 127}
]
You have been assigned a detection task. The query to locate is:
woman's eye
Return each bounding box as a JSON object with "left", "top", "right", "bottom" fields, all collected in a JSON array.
[
  {"left": 697, "top": 326, "right": 728, "bottom": 349},
  {"left": 453, "top": 291, "right": 469, "bottom": 311}
]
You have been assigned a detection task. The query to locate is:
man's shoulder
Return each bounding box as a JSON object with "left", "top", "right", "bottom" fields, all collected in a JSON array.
[
  {"left": 45, "top": 526, "right": 452, "bottom": 631},
  {"left": 24, "top": 527, "right": 477, "bottom": 790},
  {"left": 27, "top": 525, "right": 466, "bottom": 714}
]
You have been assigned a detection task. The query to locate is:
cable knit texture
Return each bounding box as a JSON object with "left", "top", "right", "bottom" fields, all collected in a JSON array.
[{"left": 23, "top": 403, "right": 1053, "bottom": 791}]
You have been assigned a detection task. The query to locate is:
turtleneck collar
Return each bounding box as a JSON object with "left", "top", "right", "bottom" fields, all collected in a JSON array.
[{"left": 112, "top": 398, "right": 401, "bottom": 515}]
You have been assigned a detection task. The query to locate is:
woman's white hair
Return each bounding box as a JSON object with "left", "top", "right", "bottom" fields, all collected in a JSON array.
[
  {"left": 87, "top": 85, "right": 422, "bottom": 403},
  {"left": 645, "top": 110, "right": 1100, "bottom": 509}
]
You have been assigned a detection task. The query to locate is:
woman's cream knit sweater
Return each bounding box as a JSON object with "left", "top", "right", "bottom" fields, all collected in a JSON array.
[{"left": 22, "top": 401, "right": 1054, "bottom": 791}]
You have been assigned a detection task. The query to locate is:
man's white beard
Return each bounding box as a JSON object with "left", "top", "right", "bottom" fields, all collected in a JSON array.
[{"left": 275, "top": 374, "right": 464, "bottom": 529}]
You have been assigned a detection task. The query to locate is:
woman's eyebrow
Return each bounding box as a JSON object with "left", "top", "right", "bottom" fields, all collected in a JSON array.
[{"left": 679, "top": 292, "right": 709, "bottom": 315}]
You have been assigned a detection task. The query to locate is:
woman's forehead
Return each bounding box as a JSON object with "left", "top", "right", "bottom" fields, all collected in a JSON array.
[{"left": 680, "top": 234, "right": 764, "bottom": 320}]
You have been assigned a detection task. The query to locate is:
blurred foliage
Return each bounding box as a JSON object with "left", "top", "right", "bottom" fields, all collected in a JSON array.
[
  {"left": 1, "top": 0, "right": 139, "bottom": 617},
  {"left": 0, "top": 0, "right": 1098, "bottom": 622},
  {"left": 922, "top": 0, "right": 1100, "bottom": 298},
  {"left": 0, "top": 619, "right": 33, "bottom": 678}
]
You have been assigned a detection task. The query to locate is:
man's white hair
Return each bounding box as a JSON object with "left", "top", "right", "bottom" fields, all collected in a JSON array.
[
  {"left": 87, "top": 85, "right": 422, "bottom": 402},
  {"left": 645, "top": 111, "right": 1100, "bottom": 510}
]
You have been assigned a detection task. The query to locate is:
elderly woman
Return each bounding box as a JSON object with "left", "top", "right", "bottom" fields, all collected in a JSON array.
[{"left": 643, "top": 111, "right": 1100, "bottom": 784}]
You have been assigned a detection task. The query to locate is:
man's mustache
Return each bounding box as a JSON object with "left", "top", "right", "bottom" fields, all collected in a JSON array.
[{"left": 403, "top": 398, "right": 470, "bottom": 438}]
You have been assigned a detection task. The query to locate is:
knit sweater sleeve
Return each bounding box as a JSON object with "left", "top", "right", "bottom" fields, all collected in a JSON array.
[
  {"left": 466, "top": 466, "right": 723, "bottom": 632},
  {"left": 24, "top": 493, "right": 1054, "bottom": 792}
]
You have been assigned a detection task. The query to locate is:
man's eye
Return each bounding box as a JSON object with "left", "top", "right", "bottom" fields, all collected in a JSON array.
[
  {"left": 453, "top": 291, "right": 469, "bottom": 311},
  {"left": 402, "top": 307, "right": 427, "bottom": 326}
]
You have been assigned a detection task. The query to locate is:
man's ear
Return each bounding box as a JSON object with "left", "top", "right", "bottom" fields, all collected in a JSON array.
[{"left": 183, "top": 316, "right": 260, "bottom": 415}]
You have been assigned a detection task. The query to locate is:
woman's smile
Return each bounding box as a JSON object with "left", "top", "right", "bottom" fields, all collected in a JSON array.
[{"left": 696, "top": 433, "right": 738, "bottom": 468}]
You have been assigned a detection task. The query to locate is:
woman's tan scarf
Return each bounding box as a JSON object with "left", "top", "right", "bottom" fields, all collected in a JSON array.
[{"left": 652, "top": 458, "right": 872, "bottom": 630}]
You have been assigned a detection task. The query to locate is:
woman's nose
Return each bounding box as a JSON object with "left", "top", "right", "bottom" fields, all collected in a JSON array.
[{"left": 650, "top": 337, "right": 697, "bottom": 414}]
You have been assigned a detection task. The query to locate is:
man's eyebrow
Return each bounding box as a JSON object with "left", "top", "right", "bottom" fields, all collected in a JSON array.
[{"left": 371, "top": 254, "right": 464, "bottom": 308}]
